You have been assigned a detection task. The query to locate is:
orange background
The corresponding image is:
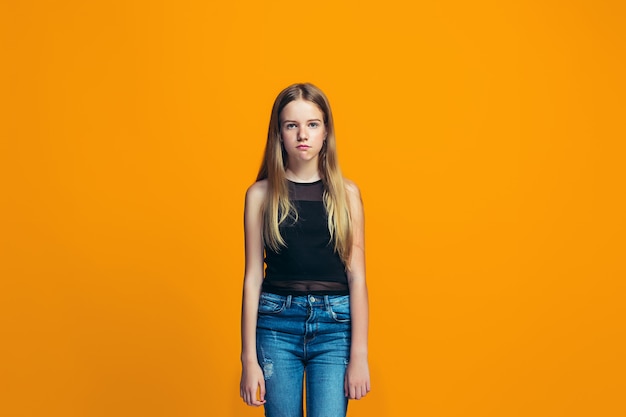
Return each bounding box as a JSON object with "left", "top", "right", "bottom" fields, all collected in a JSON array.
[{"left": 1, "top": 1, "right": 625, "bottom": 416}]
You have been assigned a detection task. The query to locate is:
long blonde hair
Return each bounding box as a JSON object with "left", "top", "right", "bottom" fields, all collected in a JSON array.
[{"left": 256, "top": 83, "right": 353, "bottom": 265}]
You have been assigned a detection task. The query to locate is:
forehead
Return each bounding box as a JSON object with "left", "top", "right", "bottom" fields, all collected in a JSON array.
[{"left": 280, "top": 99, "right": 324, "bottom": 121}]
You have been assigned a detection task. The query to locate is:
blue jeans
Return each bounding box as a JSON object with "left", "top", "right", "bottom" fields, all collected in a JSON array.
[{"left": 256, "top": 292, "right": 351, "bottom": 417}]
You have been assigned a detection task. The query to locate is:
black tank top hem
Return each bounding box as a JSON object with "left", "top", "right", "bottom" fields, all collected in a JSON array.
[{"left": 261, "top": 285, "right": 350, "bottom": 297}]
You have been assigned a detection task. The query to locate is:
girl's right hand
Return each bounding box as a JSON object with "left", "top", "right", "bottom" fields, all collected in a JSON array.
[{"left": 240, "top": 361, "right": 266, "bottom": 407}]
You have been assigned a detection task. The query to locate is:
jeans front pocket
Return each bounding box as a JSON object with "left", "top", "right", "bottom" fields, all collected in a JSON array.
[
  {"left": 329, "top": 298, "right": 351, "bottom": 323},
  {"left": 258, "top": 293, "right": 286, "bottom": 315}
]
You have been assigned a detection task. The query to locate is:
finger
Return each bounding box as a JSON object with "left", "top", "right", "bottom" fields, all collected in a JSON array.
[
  {"left": 353, "top": 383, "right": 367, "bottom": 400},
  {"left": 259, "top": 381, "right": 266, "bottom": 402},
  {"left": 250, "top": 398, "right": 264, "bottom": 407},
  {"left": 344, "top": 375, "right": 349, "bottom": 397},
  {"left": 246, "top": 393, "right": 264, "bottom": 406},
  {"left": 246, "top": 388, "right": 258, "bottom": 406}
]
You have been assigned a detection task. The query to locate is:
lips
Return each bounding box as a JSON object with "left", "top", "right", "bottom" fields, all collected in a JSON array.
[{"left": 296, "top": 145, "right": 310, "bottom": 149}]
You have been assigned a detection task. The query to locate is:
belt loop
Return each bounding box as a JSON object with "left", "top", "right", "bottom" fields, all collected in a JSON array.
[
  {"left": 286, "top": 295, "right": 292, "bottom": 308},
  {"left": 323, "top": 295, "right": 330, "bottom": 310}
]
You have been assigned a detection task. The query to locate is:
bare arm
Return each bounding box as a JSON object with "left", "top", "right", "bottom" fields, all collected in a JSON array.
[
  {"left": 240, "top": 181, "right": 267, "bottom": 406},
  {"left": 344, "top": 181, "right": 371, "bottom": 400}
]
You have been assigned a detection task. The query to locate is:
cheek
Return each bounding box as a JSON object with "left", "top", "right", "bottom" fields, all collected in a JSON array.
[{"left": 280, "top": 129, "right": 292, "bottom": 140}]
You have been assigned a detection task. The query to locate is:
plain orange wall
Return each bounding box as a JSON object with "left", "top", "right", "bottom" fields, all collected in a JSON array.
[{"left": 1, "top": 1, "right": 625, "bottom": 416}]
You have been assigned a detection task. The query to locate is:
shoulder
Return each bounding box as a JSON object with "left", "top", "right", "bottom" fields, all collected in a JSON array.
[
  {"left": 343, "top": 178, "right": 364, "bottom": 214},
  {"left": 246, "top": 179, "right": 268, "bottom": 202},
  {"left": 343, "top": 178, "right": 362, "bottom": 200},
  {"left": 244, "top": 180, "right": 268, "bottom": 215},
  {"left": 343, "top": 179, "right": 364, "bottom": 224}
]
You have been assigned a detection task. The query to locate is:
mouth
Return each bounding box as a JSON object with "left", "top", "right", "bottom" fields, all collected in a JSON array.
[{"left": 296, "top": 145, "right": 310, "bottom": 149}]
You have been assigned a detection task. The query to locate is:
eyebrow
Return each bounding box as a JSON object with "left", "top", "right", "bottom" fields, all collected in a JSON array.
[{"left": 282, "top": 119, "right": 322, "bottom": 124}]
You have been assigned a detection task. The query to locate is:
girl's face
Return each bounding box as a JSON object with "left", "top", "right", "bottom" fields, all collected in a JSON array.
[{"left": 279, "top": 99, "right": 327, "bottom": 166}]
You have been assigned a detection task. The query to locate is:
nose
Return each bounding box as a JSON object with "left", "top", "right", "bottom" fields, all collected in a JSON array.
[{"left": 297, "top": 127, "right": 308, "bottom": 141}]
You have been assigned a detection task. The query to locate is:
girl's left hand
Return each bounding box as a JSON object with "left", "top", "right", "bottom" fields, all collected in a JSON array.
[{"left": 344, "top": 358, "right": 371, "bottom": 399}]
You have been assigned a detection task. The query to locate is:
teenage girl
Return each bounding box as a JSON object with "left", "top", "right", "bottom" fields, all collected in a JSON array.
[{"left": 240, "top": 83, "right": 370, "bottom": 417}]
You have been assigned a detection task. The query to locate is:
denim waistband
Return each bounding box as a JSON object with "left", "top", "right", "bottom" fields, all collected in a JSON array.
[{"left": 261, "top": 291, "right": 349, "bottom": 309}]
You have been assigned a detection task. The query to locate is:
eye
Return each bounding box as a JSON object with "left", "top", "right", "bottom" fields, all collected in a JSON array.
[
  {"left": 285, "top": 123, "right": 297, "bottom": 129},
  {"left": 308, "top": 122, "right": 319, "bottom": 128}
]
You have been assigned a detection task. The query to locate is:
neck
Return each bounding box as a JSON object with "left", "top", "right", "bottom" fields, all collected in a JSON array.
[{"left": 285, "top": 163, "right": 321, "bottom": 183}]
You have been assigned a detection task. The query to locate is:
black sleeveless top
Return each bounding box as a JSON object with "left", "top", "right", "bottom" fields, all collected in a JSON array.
[{"left": 262, "top": 180, "right": 349, "bottom": 295}]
